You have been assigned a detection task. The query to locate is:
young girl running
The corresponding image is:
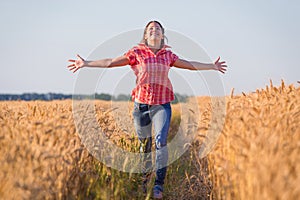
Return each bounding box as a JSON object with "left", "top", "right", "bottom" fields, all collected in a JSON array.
[{"left": 68, "top": 20, "right": 227, "bottom": 199}]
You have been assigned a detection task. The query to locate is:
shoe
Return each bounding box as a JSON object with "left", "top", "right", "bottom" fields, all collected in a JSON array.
[
  {"left": 142, "top": 173, "right": 152, "bottom": 194},
  {"left": 153, "top": 185, "right": 163, "bottom": 199},
  {"left": 142, "top": 181, "right": 147, "bottom": 194}
]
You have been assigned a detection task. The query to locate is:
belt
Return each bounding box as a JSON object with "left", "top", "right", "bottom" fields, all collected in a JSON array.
[{"left": 135, "top": 102, "right": 152, "bottom": 111}]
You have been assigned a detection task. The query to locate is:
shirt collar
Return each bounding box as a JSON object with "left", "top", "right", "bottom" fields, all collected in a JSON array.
[{"left": 137, "top": 43, "right": 172, "bottom": 49}]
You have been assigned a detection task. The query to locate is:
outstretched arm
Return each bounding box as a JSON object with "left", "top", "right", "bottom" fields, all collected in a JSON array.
[
  {"left": 67, "top": 54, "right": 130, "bottom": 73},
  {"left": 173, "top": 57, "right": 227, "bottom": 73}
]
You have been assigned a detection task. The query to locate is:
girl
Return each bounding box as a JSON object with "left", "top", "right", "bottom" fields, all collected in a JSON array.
[{"left": 68, "top": 20, "right": 227, "bottom": 199}]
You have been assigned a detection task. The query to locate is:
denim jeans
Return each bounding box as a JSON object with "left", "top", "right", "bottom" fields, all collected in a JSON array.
[{"left": 132, "top": 101, "right": 172, "bottom": 186}]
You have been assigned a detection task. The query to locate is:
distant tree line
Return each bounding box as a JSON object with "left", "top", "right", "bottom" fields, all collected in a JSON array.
[
  {"left": 0, "top": 93, "right": 72, "bottom": 101},
  {"left": 0, "top": 93, "right": 189, "bottom": 104}
]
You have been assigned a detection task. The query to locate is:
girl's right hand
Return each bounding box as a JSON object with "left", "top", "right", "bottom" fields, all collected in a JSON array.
[{"left": 67, "top": 54, "right": 85, "bottom": 73}]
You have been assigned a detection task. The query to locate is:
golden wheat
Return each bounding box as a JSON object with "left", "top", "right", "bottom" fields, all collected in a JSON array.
[
  {"left": 206, "top": 80, "right": 300, "bottom": 200},
  {"left": 0, "top": 80, "right": 299, "bottom": 199}
]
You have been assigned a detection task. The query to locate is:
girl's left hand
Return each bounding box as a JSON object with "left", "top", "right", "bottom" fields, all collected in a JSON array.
[{"left": 214, "top": 57, "right": 227, "bottom": 74}]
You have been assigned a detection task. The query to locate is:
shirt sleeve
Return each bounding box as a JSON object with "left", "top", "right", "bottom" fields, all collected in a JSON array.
[
  {"left": 169, "top": 51, "right": 179, "bottom": 67},
  {"left": 124, "top": 48, "right": 137, "bottom": 66}
]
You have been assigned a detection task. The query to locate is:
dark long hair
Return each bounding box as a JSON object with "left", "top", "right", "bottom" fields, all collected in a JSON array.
[{"left": 140, "top": 20, "right": 167, "bottom": 48}]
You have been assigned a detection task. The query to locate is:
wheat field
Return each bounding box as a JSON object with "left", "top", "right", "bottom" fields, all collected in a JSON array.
[
  {"left": 207, "top": 80, "right": 300, "bottom": 200},
  {"left": 0, "top": 80, "right": 299, "bottom": 199}
]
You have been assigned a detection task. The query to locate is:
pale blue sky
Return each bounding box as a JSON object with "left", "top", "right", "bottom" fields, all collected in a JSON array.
[{"left": 1, "top": 0, "right": 299, "bottom": 96}]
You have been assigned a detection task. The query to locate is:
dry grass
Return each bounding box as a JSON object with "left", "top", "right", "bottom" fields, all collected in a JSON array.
[
  {"left": 206, "top": 80, "right": 300, "bottom": 200},
  {"left": 0, "top": 80, "right": 299, "bottom": 199}
]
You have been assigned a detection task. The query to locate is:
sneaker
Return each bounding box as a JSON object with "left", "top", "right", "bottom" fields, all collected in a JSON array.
[
  {"left": 142, "top": 181, "right": 147, "bottom": 194},
  {"left": 142, "top": 173, "right": 152, "bottom": 194},
  {"left": 153, "top": 185, "right": 163, "bottom": 199}
]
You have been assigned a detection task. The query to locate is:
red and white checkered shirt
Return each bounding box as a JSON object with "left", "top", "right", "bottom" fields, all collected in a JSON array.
[{"left": 125, "top": 44, "right": 179, "bottom": 105}]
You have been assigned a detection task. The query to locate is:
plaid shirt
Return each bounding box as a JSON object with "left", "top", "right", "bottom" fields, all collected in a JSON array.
[{"left": 125, "top": 44, "right": 179, "bottom": 105}]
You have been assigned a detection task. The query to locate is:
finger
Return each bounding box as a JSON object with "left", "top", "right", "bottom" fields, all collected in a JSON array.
[
  {"left": 219, "top": 69, "right": 225, "bottom": 74},
  {"left": 68, "top": 66, "right": 76, "bottom": 71},
  {"left": 73, "top": 67, "right": 80, "bottom": 73},
  {"left": 76, "top": 54, "right": 85, "bottom": 61},
  {"left": 67, "top": 64, "right": 75, "bottom": 68},
  {"left": 220, "top": 68, "right": 227, "bottom": 73},
  {"left": 214, "top": 56, "right": 220, "bottom": 64},
  {"left": 68, "top": 59, "right": 76, "bottom": 62},
  {"left": 219, "top": 61, "right": 226, "bottom": 65}
]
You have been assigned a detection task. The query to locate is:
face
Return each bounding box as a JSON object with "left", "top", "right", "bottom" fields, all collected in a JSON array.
[{"left": 144, "top": 22, "right": 164, "bottom": 42}]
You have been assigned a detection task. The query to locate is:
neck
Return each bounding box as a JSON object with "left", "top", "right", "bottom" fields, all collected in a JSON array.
[{"left": 147, "top": 40, "right": 162, "bottom": 53}]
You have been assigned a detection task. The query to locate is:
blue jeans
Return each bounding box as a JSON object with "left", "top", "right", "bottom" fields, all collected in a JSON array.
[{"left": 132, "top": 102, "right": 172, "bottom": 186}]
